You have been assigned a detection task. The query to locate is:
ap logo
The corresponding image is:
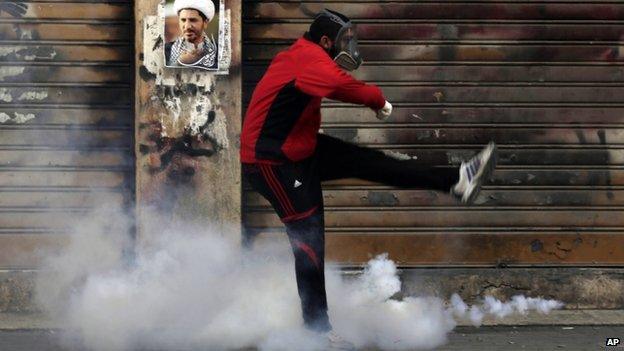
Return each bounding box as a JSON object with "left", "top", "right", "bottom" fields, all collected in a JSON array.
[{"left": 606, "top": 338, "right": 621, "bottom": 347}]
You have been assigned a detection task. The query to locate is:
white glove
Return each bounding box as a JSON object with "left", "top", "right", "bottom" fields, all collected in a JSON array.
[{"left": 376, "top": 100, "right": 393, "bottom": 120}]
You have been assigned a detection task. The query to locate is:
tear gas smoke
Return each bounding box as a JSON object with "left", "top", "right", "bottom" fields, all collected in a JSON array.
[{"left": 36, "top": 207, "right": 563, "bottom": 351}]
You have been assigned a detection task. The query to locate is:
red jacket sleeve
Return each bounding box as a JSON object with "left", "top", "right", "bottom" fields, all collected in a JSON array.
[{"left": 295, "top": 58, "right": 386, "bottom": 110}]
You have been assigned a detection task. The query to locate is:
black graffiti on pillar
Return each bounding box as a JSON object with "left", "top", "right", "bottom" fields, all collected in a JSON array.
[
  {"left": 139, "top": 65, "right": 157, "bottom": 81},
  {"left": 0, "top": 1, "right": 28, "bottom": 18},
  {"left": 139, "top": 110, "right": 219, "bottom": 180}
]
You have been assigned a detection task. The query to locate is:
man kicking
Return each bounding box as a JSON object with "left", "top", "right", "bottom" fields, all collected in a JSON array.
[{"left": 240, "top": 9, "right": 497, "bottom": 349}]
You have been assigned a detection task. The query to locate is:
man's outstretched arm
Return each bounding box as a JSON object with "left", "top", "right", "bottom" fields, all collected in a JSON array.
[{"left": 295, "top": 58, "right": 387, "bottom": 112}]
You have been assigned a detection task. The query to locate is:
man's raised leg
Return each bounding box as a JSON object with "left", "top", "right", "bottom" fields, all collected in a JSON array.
[{"left": 316, "top": 133, "right": 496, "bottom": 203}]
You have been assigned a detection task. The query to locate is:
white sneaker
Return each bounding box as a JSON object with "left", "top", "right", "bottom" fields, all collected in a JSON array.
[
  {"left": 451, "top": 142, "right": 497, "bottom": 204},
  {"left": 325, "top": 330, "right": 356, "bottom": 350}
]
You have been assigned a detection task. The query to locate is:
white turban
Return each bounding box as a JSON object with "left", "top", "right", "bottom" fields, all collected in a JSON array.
[{"left": 174, "top": 0, "right": 215, "bottom": 22}]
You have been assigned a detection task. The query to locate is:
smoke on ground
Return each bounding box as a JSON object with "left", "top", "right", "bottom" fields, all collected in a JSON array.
[{"left": 35, "top": 207, "right": 563, "bottom": 351}]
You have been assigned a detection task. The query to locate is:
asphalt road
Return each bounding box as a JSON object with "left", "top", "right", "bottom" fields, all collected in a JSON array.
[{"left": 0, "top": 326, "right": 623, "bottom": 351}]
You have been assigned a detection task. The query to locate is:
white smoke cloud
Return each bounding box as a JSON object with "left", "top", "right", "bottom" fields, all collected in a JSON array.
[
  {"left": 327, "top": 254, "right": 455, "bottom": 350},
  {"left": 35, "top": 207, "right": 564, "bottom": 351},
  {"left": 450, "top": 293, "right": 564, "bottom": 327}
]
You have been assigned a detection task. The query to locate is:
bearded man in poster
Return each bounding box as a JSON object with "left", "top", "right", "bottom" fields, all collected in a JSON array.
[{"left": 165, "top": 0, "right": 218, "bottom": 70}]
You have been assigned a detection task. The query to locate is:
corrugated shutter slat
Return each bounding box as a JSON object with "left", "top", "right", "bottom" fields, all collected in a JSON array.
[{"left": 0, "top": 1, "right": 134, "bottom": 269}]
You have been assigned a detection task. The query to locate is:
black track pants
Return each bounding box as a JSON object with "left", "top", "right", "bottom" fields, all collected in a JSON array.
[{"left": 243, "top": 134, "right": 459, "bottom": 332}]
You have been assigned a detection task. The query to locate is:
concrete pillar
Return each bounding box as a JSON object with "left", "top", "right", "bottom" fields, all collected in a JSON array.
[{"left": 134, "top": 0, "right": 241, "bottom": 243}]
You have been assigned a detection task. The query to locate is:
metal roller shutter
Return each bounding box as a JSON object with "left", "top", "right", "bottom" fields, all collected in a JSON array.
[
  {"left": 243, "top": 1, "right": 624, "bottom": 266},
  {"left": 0, "top": 1, "right": 134, "bottom": 269}
]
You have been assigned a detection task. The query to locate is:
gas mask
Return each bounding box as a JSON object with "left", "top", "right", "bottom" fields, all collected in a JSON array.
[
  {"left": 333, "top": 24, "right": 362, "bottom": 71},
  {"left": 318, "top": 10, "right": 363, "bottom": 71}
]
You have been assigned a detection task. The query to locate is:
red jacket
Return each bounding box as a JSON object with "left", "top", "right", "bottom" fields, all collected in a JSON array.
[{"left": 240, "top": 37, "right": 386, "bottom": 163}]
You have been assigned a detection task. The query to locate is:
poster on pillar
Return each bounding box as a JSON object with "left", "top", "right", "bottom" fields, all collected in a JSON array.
[{"left": 164, "top": 0, "right": 223, "bottom": 71}]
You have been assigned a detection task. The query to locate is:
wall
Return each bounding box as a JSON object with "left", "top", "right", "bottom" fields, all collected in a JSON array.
[
  {"left": 0, "top": 0, "right": 135, "bottom": 312},
  {"left": 241, "top": 1, "right": 624, "bottom": 307}
]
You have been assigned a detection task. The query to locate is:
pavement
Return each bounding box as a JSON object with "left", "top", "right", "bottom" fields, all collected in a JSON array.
[
  {"left": 0, "top": 325, "right": 623, "bottom": 351},
  {"left": 1, "top": 311, "right": 624, "bottom": 351}
]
